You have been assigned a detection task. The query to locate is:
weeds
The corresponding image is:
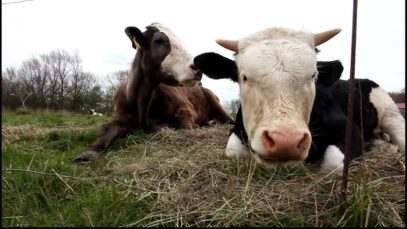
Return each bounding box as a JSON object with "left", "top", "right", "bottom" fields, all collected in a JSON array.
[{"left": 1, "top": 110, "right": 405, "bottom": 227}]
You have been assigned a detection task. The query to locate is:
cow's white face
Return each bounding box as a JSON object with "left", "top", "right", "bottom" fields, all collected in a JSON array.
[
  {"left": 235, "top": 28, "right": 318, "bottom": 163},
  {"left": 152, "top": 23, "right": 202, "bottom": 86}
]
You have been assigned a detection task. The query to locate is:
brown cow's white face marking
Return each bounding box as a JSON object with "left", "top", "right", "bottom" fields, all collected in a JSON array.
[
  {"left": 235, "top": 27, "right": 318, "bottom": 164},
  {"left": 152, "top": 23, "right": 201, "bottom": 86}
]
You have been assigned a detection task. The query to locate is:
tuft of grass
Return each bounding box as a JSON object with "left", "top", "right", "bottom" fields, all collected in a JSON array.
[{"left": 1, "top": 111, "right": 405, "bottom": 227}]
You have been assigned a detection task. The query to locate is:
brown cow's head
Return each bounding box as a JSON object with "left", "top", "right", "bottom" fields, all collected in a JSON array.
[{"left": 125, "top": 23, "right": 202, "bottom": 86}]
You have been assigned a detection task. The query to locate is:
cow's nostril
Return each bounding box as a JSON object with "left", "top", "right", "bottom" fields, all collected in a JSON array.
[
  {"left": 297, "top": 133, "right": 309, "bottom": 151},
  {"left": 190, "top": 64, "right": 198, "bottom": 71},
  {"left": 263, "top": 131, "right": 275, "bottom": 148}
]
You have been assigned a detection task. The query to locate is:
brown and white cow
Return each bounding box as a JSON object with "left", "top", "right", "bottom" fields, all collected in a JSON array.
[
  {"left": 194, "top": 26, "right": 405, "bottom": 172},
  {"left": 87, "top": 109, "right": 103, "bottom": 116},
  {"left": 73, "top": 23, "right": 233, "bottom": 162}
]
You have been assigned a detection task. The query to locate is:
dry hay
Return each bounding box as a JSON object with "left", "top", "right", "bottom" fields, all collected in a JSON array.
[
  {"left": 92, "top": 125, "right": 405, "bottom": 227},
  {"left": 75, "top": 126, "right": 405, "bottom": 227},
  {"left": 1, "top": 123, "right": 91, "bottom": 142},
  {"left": 2, "top": 124, "right": 45, "bottom": 141}
]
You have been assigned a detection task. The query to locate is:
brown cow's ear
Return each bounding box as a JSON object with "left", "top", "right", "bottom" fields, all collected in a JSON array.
[{"left": 125, "top": 26, "right": 147, "bottom": 49}]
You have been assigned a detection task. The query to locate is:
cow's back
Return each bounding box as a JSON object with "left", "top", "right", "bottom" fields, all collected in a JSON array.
[{"left": 329, "top": 79, "right": 380, "bottom": 140}]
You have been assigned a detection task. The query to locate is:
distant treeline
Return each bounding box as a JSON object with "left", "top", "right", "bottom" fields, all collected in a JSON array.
[
  {"left": 2, "top": 49, "right": 128, "bottom": 114},
  {"left": 2, "top": 49, "right": 404, "bottom": 114},
  {"left": 389, "top": 89, "right": 405, "bottom": 103}
]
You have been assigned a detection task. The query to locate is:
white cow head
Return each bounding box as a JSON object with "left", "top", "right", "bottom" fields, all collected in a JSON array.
[{"left": 195, "top": 27, "right": 341, "bottom": 164}]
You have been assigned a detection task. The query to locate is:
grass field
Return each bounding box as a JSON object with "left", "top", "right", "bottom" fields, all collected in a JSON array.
[{"left": 2, "top": 110, "right": 405, "bottom": 227}]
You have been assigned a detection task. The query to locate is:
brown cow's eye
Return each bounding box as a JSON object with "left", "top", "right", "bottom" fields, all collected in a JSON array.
[{"left": 155, "top": 38, "right": 165, "bottom": 43}]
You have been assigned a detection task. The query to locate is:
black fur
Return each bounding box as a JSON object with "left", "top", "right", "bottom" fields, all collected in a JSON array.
[{"left": 194, "top": 52, "right": 382, "bottom": 165}]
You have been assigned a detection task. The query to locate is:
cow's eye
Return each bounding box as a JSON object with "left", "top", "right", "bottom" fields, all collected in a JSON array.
[
  {"left": 242, "top": 75, "right": 248, "bottom": 82},
  {"left": 155, "top": 38, "right": 165, "bottom": 44}
]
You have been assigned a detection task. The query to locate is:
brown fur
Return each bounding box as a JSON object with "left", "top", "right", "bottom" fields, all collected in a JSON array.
[
  {"left": 73, "top": 25, "right": 233, "bottom": 162},
  {"left": 147, "top": 84, "right": 234, "bottom": 130}
]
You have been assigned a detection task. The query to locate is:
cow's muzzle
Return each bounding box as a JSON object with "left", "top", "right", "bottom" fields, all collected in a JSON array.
[{"left": 258, "top": 127, "right": 310, "bottom": 161}]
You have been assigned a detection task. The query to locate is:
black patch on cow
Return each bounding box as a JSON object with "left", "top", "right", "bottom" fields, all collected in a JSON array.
[
  {"left": 305, "top": 82, "right": 363, "bottom": 164},
  {"left": 230, "top": 106, "right": 248, "bottom": 144},
  {"left": 193, "top": 52, "right": 384, "bottom": 165},
  {"left": 193, "top": 52, "right": 238, "bottom": 82},
  {"left": 328, "top": 79, "right": 380, "bottom": 141},
  {"left": 316, "top": 60, "right": 344, "bottom": 87}
]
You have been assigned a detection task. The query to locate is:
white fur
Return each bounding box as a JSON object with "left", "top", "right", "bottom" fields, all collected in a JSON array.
[
  {"left": 235, "top": 27, "right": 317, "bottom": 165},
  {"left": 152, "top": 23, "right": 198, "bottom": 86},
  {"left": 369, "top": 87, "right": 405, "bottom": 153},
  {"left": 320, "top": 145, "right": 344, "bottom": 173},
  {"left": 238, "top": 27, "right": 315, "bottom": 51},
  {"left": 225, "top": 133, "right": 250, "bottom": 158},
  {"left": 88, "top": 109, "right": 103, "bottom": 116}
]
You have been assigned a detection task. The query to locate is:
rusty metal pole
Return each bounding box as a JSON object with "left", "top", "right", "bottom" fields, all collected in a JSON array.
[{"left": 342, "top": 0, "right": 358, "bottom": 195}]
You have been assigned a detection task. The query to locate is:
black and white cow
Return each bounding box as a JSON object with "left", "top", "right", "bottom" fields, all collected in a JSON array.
[{"left": 194, "top": 26, "right": 405, "bottom": 172}]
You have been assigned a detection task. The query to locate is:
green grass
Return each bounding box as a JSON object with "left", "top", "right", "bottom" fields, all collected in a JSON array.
[
  {"left": 2, "top": 110, "right": 150, "bottom": 227},
  {"left": 1, "top": 110, "right": 405, "bottom": 227},
  {"left": 2, "top": 110, "right": 110, "bottom": 128}
]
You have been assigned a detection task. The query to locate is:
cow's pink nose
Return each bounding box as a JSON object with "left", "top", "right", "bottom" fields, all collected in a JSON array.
[{"left": 260, "top": 128, "right": 310, "bottom": 161}]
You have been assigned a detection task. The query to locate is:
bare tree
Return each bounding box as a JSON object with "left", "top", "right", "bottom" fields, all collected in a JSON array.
[
  {"left": 9, "top": 92, "right": 31, "bottom": 110},
  {"left": 223, "top": 99, "right": 240, "bottom": 114},
  {"left": 389, "top": 88, "right": 405, "bottom": 103},
  {"left": 2, "top": 67, "right": 19, "bottom": 108},
  {"left": 106, "top": 70, "right": 128, "bottom": 92},
  {"left": 51, "top": 50, "right": 72, "bottom": 109},
  {"left": 67, "top": 52, "right": 84, "bottom": 111},
  {"left": 17, "top": 57, "right": 49, "bottom": 108},
  {"left": 2, "top": 49, "right": 125, "bottom": 113},
  {"left": 41, "top": 53, "right": 59, "bottom": 109}
]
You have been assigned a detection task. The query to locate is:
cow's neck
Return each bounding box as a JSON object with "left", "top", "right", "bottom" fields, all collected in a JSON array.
[{"left": 126, "top": 60, "right": 163, "bottom": 127}]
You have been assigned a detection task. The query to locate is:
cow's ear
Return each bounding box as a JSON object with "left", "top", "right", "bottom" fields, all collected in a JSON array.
[
  {"left": 194, "top": 52, "right": 238, "bottom": 82},
  {"left": 125, "top": 26, "right": 148, "bottom": 49},
  {"left": 317, "top": 60, "right": 344, "bottom": 86}
]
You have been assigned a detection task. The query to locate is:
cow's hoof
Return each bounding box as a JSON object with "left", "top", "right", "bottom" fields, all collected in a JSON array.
[{"left": 72, "top": 151, "right": 98, "bottom": 163}]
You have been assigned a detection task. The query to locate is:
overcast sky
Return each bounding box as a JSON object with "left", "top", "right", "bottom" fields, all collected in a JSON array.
[{"left": 2, "top": 0, "right": 405, "bottom": 104}]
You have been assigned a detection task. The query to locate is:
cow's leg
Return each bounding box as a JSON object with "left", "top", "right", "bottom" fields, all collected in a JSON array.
[
  {"left": 226, "top": 133, "right": 250, "bottom": 158},
  {"left": 73, "top": 122, "right": 131, "bottom": 162},
  {"left": 202, "top": 88, "right": 235, "bottom": 124},
  {"left": 369, "top": 87, "right": 405, "bottom": 153},
  {"left": 320, "top": 145, "right": 345, "bottom": 172},
  {"left": 212, "top": 103, "right": 235, "bottom": 124},
  {"left": 320, "top": 122, "right": 363, "bottom": 173},
  {"left": 172, "top": 106, "right": 195, "bottom": 129},
  {"left": 148, "top": 119, "right": 169, "bottom": 131}
]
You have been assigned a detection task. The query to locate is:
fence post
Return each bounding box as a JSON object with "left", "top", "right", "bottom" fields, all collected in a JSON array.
[{"left": 342, "top": 0, "right": 359, "bottom": 196}]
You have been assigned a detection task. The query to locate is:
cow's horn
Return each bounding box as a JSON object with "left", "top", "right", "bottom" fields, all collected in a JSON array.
[
  {"left": 314, "top": 28, "right": 341, "bottom": 46},
  {"left": 216, "top": 39, "right": 238, "bottom": 52}
]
